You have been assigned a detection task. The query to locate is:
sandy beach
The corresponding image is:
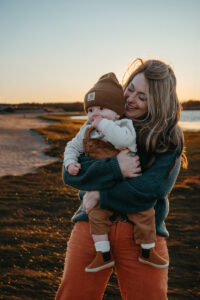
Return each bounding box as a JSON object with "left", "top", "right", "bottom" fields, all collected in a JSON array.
[{"left": 0, "top": 115, "right": 199, "bottom": 300}]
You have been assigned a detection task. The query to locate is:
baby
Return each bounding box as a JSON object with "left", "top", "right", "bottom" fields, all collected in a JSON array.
[{"left": 64, "top": 73, "right": 169, "bottom": 272}]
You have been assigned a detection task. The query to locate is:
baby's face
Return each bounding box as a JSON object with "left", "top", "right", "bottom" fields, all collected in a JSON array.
[{"left": 87, "top": 106, "right": 120, "bottom": 123}]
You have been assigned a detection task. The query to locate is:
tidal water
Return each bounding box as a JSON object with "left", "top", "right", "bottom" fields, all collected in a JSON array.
[
  {"left": 71, "top": 110, "right": 200, "bottom": 131},
  {"left": 179, "top": 110, "right": 200, "bottom": 131}
]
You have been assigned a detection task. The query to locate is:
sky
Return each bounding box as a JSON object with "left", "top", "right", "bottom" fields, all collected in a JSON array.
[{"left": 0, "top": 0, "right": 200, "bottom": 104}]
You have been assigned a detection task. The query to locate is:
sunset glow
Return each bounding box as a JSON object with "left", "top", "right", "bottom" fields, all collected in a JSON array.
[{"left": 0, "top": 0, "right": 200, "bottom": 103}]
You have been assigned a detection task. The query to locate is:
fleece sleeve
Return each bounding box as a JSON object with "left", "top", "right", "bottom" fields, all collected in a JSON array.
[
  {"left": 63, "top": 123, "right": 87, "bottom": 168},
  {"left": 97, "top": 118, "right": 137, "bottom": 152}
]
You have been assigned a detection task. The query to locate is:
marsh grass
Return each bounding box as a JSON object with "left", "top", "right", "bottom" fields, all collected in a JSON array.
[{"left": 0, "top": 116, "right": 199, "bottom": 299}]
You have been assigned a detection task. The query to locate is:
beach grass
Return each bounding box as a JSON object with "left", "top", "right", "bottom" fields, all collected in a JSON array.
[{"left": 0, "top": 115, "right": 199, "bottom": 300}]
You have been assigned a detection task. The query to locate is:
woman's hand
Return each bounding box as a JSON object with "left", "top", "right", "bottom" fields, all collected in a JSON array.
[
  {"left": 117, "top": 149, "right": 141, "bottom": 178},
  {"left": 83, "top": 191, "right": 100, "bottom": 214}
]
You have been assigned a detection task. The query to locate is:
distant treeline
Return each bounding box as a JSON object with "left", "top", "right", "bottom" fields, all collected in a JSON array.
[
  {"left": 181, "top": 100, "right": 200, "bottom": 110},
  {"left": 1, "top": 100, "right": 200, "bottom": 113},
  {"left": 16, "top": 102, "right": 84, "bottom": 112},
  {"left": 0, "top": 102, "right": 84, "bottom": 113},
  {"left": 14, "top": 100, "right": 200, "bottom": 111}
]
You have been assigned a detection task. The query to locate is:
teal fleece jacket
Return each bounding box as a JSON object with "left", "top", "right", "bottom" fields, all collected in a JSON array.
[{"left": 63, "top": 147, "right": 182, "bottom": 237}]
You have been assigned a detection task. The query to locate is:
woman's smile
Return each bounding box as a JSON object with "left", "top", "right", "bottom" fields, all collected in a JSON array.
[
  {"left": 126, "top": 103, "right": 138, "bottom": 110},
  {"left": 124, "top": 73, "right": 148, "bottom": 119}
]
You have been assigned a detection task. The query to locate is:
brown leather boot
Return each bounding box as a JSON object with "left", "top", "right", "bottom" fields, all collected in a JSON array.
[
  {"left": 85, "top": 251, "right": 115, "bottom": 272},
  {"left": 138, "top": 247, "right": 169, "bottom": 269}
]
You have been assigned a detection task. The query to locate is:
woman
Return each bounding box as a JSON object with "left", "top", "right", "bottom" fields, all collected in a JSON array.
[{"left": 55, "top": 59, "right": 187, "bottom": 300}]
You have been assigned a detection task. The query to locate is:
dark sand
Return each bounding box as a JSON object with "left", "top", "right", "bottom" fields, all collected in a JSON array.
[{"left": 0, "top": 115, "right": 199, "bottom": 300}]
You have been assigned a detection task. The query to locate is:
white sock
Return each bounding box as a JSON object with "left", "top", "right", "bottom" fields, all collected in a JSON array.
[
  {"left": 141, "top": 242, "right": 155, "bottom": 249},
  {"left": 95, "top": 241, "right": 110, "bottom": 253}
]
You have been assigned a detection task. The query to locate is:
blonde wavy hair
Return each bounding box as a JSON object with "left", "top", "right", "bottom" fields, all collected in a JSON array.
[{"left": 123, "top": 58, "right": 187, "bottom": 169}]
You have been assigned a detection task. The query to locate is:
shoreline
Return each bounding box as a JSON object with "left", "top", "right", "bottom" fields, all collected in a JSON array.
[{"left": 0, "top": 115, "right": 199, "bottom": 299}]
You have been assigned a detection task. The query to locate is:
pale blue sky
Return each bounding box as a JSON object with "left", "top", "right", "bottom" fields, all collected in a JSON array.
[{"left": 0, "top": 0, "right": 200, "bottom": 103}]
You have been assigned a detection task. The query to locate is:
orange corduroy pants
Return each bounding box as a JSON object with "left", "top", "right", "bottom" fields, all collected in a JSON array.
[{"left": 55, "top": 221, "right": 169, "bottom": 300}]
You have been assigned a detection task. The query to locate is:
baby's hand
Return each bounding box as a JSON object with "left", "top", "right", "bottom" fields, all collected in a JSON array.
[
  {"left": 67, "top": 162, "right": 81, "bottom": 175},
  {"left": 91, "top": 117, "right": 103, "bottom": 128}
]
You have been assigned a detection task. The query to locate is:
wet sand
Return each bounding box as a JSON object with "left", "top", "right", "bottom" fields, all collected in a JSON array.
[
  {"left": 0, "top": 112, "right": 58, "bottom": 177},
  {"left": 0, "top": 115, "right": 199, "bottom": 300}
]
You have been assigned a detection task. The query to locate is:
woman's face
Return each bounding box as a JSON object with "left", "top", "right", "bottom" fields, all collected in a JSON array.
[{"left": 124, "top": 72, "right": 148, "bottom": 119}]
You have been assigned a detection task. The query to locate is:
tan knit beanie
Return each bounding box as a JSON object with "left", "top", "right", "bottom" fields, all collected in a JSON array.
[{"left": 84, "top": 72, "right": 125, "bottom": 117}]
